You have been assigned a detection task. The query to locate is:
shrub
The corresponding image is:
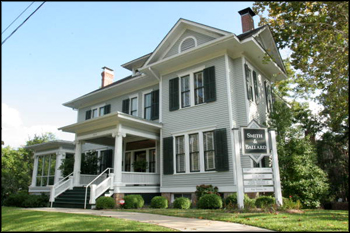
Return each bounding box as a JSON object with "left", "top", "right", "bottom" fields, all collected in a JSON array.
[
  {"left": 197, "top": 194, "right": 222, "bottom": 209},
  {"left": 243, "top": 194, "right": 256, "bottom": 209},
  {"left": 282, "top": 197, "right": 302, "bottom": 210},
  {"left": 224, "top": 194, "right": 238, "bottom": 208},
  {"left": 4, "top": 192, "right": 49, "bottom": 208},
  {"left": 195, "top": 184, "right": 220, "bottom": 199},
  {"left": 150, "top": 196, "right": 168, "bottom": 209},
  {"left": 173, "top": 197, "right": 191, "bottom": 209},
  {"left": 4, "top": 192, "right": 29, "bottom": 207},
  {"left": 96, "top": 196, "right": 116, "bottom": 209},
  {"left": 255, "top": 196, "right": 276, "bottom": 208},
  {"left": 123, "top": 195, "right": 144, "bottom": 209}
]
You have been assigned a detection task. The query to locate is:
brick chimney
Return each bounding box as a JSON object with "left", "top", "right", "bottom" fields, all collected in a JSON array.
[
  {"left": 238, "top": 7, "right": 256, "bottom": 33},
  {"left": 101, "top": 66, "right": 114, "bottom": 88}
]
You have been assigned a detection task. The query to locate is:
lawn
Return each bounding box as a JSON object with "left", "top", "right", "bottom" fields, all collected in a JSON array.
[
  {"left": 119, "top": 208, "right": 349, "bottom": 232},
  {"left": 1, "top": 207, "right": 177, "bottom": 232}
]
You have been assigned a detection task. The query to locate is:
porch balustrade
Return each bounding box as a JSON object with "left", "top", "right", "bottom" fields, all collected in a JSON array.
[
  {"left": 80, "top": 174, "right": 107, "bottom": 186},
  {"left": 122, "top": 172, "right": 160, "bottom": 185}
]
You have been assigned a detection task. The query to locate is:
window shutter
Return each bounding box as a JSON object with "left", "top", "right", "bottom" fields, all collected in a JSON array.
[
  {"left": 169, "top": 77, "right": 179, "bottom": 111},
  {"left": 85, "top": 110, "right": 91, "bottom": 120},
  {"left": 122, "top": 99, "right": 130, "bottom": 114},
  {"left": 203, "top": 66, "right": 216, "bottom": 103},
  {"left": 151, "top": 89, "right": 159, "bottom": 120},
  {"left": 214, "top": 128, "right": 229, "bottom": 171},
  {"left": 163, "top": 137, "right": 174, "bottom": 175},
  {"left": 104, "top": 104, "right": 111, "bottom": 114}
]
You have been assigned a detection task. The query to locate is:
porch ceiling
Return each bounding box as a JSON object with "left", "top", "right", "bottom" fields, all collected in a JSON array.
[{"left": 58, "top": 111, "right": 162, "bottom": 136}]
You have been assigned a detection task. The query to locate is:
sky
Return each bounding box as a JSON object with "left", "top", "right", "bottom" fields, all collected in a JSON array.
[{"left": 1, "top": 1, "right": 306, "bottom": 149}]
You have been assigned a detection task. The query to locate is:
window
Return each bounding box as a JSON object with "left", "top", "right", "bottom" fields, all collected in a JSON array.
[
  {"left": 203, "top": 131, "right": 215, "bottom": 171},
  {"left": 181, "top": 75, "right": 190, "bottom": 108},
  {"left": 194, "top": 71, "right": 205, "bottom": 105},
  {"left": 92, "top": 108, "right": 98, "bottom": 118},
  {"left": 189, "top": 134, "right": 200, "bottom": 172},
  {"left": 144, "top": 93, "right": 152, "bottom": 120},
  {"left": 36, "top": 154, "right": 56, "bottom": 186},
  {"left": 86, "top": 104, "right": 111, "bottom": 120},
  {"left": 245, "top": 64, "right": 254, "bottom": 101},
  {"left": 131, "top": 97, "right": 138, "bottom": 116},
  {"left": 149, "top": 149, "right": 156, "bottom": 173},
  {"left": 264, "top": 81, "right": 273, "bottom": 112},
  {"left": 99, "top": 106, "right": 105, "bottom": 116},
  {"left": 253, "top": 71, "right": 259, "bottom": 104},
  {"left": 175, "top": 136, "right": 185, "bottom": 173}
]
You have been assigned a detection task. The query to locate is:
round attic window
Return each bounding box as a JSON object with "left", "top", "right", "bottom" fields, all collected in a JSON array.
[{"left": 179, "top": 36, "right": 197, "bottom": 53}]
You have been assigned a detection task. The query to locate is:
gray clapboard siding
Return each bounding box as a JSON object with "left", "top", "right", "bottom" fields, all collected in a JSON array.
[
  {"left": 77, "top": 84, "right": 159, "bottom": 123},
  {"left": 164, "top": 29, "right": 215, "bottom": 59},
  {"left": 161, "top": 56, "right": 234, "bottom": 188}
]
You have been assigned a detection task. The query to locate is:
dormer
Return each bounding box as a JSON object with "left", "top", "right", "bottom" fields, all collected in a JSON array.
[{"left": 121, "top": 53, "right": 152, "bottom": 76}]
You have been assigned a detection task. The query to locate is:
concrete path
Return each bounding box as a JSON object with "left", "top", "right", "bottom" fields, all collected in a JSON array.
[{"left": 28, "top": 208, "right": 273, "bottom": 232}]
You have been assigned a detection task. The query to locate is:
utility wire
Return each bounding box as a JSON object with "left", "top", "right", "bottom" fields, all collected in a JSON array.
[
  {"left": 2, "top": 2, "right": 35, "bottom": 35},
  {"left": 2, "top": 1, "right": 46, "bottom": 45}
]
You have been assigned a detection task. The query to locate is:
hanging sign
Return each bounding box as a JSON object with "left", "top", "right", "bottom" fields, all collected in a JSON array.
[{"left": 241, "top": 120, "right": 270, "bottom": 163}]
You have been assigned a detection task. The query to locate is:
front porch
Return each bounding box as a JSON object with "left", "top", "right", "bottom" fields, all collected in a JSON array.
[{"left": 59, "top": 111, "right": 162, "bottom": 193}]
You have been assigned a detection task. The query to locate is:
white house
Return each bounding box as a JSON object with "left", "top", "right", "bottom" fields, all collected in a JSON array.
[{"left": 27, "top": 7, "right": 287, "bottom": 208}]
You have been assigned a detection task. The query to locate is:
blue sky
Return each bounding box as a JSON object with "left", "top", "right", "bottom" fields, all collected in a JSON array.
[{"left": 2, "top": 1, "right": 271, "bottom": 148}]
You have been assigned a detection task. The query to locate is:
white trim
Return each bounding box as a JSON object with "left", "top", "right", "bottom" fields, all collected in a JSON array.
[
  {"left": 160, "top": 28, "right": 186, "bottom": 60},
  {"left": 178, "top": 36, "right": 197, "bottom": 53}
]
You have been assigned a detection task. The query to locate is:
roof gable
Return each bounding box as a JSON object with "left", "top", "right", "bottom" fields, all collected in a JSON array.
[{"left": 144, "top": 18, "right": 231, "bottom": 66}]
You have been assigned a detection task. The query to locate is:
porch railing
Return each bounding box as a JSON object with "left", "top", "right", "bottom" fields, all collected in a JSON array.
[
  {"left": 49, "top": 172, "right": 74, "bottom": 207},
  {"left": 122, "top": 172, "right": 160, "bottom": 185},
  {"left": 84, "top": 168, "right": 114, "bottom": 209}
]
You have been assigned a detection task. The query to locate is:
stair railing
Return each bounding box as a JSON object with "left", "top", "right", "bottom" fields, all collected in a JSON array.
[
  {"left": 49, "top": 172, "right": 74, "bottom": 207},
  {"left": 84, "top": 168, "right": 114, "bottom": 209}
]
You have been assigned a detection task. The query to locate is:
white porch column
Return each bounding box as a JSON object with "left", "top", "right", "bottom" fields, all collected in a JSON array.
[
  {"left": 73, "top": 141, "right": 82, "bottom": 186},
  {"left": 54, "top": 151, "right": 64, "bottom": 184},
  {"left": 270, "top": 129, "right": 283, "bottom": 206},
  {"left": 113, "top": 125, "right": 125, "bottom": 187},
  {"left": 31, "top": 155, "right": 39, "bottom": 187},
  {"left": 233, "top": 128, "right": 244, "bottom": 209}
]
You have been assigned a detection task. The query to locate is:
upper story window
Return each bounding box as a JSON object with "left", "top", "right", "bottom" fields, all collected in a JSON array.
[
  {"left": 144, "top": 92, "right": 152, "bottom": 120},
  {"left": 179, "top": 36, "right": 197, "bottom": 53},
  {"left": 85, "top": 104, "right": 111, "bottom": 120},
  {"left": 169, "top": 66, "right": 216, "bottom": 111},
  {"left": 253, "top": 70, "right": 259, "bottom": 104},
  {"left": 244, "top": 64, "right": 254, "bottom": 102},
  {"left": 130, "top": 96, "right": 138, "bottom": 116},
  {"left": 264, "top": 81, "right": 273, "bottom": 112}
]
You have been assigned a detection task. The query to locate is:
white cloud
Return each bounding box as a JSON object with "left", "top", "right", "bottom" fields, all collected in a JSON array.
[{"left": 2, "top": 103, "right": 74, "bottom": 149}]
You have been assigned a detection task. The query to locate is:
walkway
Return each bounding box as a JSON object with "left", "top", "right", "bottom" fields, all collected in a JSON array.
[{"left": 28, "top": 208, "right": 273, "bottom": 232}]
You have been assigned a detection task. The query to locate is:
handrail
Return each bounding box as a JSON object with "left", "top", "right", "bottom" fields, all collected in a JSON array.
[
  {"left": 49, "top": 172, "right": 74, "bottom": 206},
  {"left": 84, "top": 168, "right": 113, "bottom": 209},
  {"left": 55, "top": 172, "right": 74, "bottom": 187}
]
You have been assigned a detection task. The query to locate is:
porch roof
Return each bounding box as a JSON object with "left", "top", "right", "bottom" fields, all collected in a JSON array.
[
  {"left": 24, "top": 140, "right": 75, "bottom": 152},
  {"left": 58, "top": 111, "right": 162, "bottom": 135}
]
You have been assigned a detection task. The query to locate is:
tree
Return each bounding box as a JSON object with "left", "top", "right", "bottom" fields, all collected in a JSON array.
[
  {"left": 1, "top": 132, "right": 56, "bottom": 200},
  {"left": 253, "top": 1, "right": 348, "bottom": 133}
]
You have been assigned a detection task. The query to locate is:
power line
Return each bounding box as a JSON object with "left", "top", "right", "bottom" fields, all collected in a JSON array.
[
  {"left": 2, "top": 2, "right": 46, "bottom": 46},
  {"left": 2, "top": 2, "right": 35, "bottom": 35}
]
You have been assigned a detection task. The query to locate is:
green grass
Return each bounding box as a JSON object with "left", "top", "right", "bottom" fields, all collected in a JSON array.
[
  {"left": 118, "top": 208, "right": 349, "bottom": 232},
  {"left": 1, "top": 207, "right": 177, "bottom": 232}
]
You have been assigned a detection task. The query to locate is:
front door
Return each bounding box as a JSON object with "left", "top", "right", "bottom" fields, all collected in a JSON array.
[
  {"left": 134, "top": 151, "right": 147, "bottom": 172},
  {"left": 99, "top": 149, "right": 113, "bottom": 173}
]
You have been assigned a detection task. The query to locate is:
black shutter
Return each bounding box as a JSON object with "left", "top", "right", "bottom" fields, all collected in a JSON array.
[
  {"left": 151, "top": 89, "right": 159, "bottom": 120},
  {"left": 85, "top": 110, "right": 91, "bottom": 120},
  {"left": 169, "top": 77, "right": 179, "bottom": 111},
  {"left": 203, "top": 66, "right": 216, "bottom": 103},
  {"left": 163, "top": 137, "right": 174, "bottom": 175},
  {"left": 122, "top": 99, "right": 130, "bottom": 114},
  {"left": 214, "top": 128, "right": 229, "bottom": 171},
  {"left": 104, "top": 104, "right": 111, "bottom": 114}
]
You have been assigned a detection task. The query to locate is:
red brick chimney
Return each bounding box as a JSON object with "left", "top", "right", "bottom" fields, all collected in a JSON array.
[
  {"left": 238, "top": 7, "right": 256, "bottom": 33},
  {"left": 101, "top": 66, "right": 114, "bottom": 88}
]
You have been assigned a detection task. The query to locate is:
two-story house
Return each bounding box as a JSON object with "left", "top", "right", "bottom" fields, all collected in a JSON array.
[{"left": 27, "top": 7, "right": 287, "bottom": 208}]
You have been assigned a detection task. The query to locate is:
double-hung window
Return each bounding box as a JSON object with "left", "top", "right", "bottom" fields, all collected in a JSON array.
[
  {"left": 203, "top": 131, "right": 215, "bottom": 171},
  {"left": 86, "top": 104, "right": 111, "bottom": 120},
  {"left": 181, "top": 75, "right": 191, "bottom": 108},
  {"left": 194, "top": 71, "right": 205, "bottom": 105},
  {"left": 253, "top": 70, "right": 259, "bottom": 104},
  {"left": 130, "top": 97, "right": 138, "bottom": 116},
  {"left": 189, "top": 133, "right": 200, "bottom": 172},
  {"left": 144, "top": 93, "right": 152, "bottom": 120},
  {"left": 245, "top": 64, "right": 254, "bottom": 102},
  {"left": 175, "top": 136, "right": 186, "bottom": 173}
]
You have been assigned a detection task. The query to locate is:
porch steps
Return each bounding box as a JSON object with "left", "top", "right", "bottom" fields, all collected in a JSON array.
[{"left": 52, "top": 187, "right": 92, "bottom": 209}]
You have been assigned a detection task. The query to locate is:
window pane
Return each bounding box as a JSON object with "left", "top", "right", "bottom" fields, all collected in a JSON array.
[
  {"left": 36, "top": 177, "right": 41, "bottom": 186},
  {"left": 176, "top": 154, "right": 185, "bottom": 172},
  {"left": 181, "top": 75, "right": 190, "bottom": 91},
  {"left": 49, "top": 176, "right": 55, "bottom": 185},
  {"left": 43, "top": 156, "right": 49, "bottom": 176},
  {"left": 195, "top": 88, "right": 204, "bottom": 105},
  {"left": 206, "top": 151, "right": 215, "bottom": 170},
  {"left": 42, "top": 177, "right": 47, "bottom": 186},
  {"left": 204, "top": 132, "right": 214, "bottom": 150},
  {"left": 49, "top": 154, "right": 56, "bottom": 177},
  {"left": 189, "top": 134, "right": 198, "bottom": 152},
  {"left": 92, "top": 109, "right": 98, "bottom": 118},
  {"left": 99, "top": 106, "right": 105, "bottom": 116},
  {"left": 37, "top": 157, "right": 43, "bottom": 176},
  {"left": 131, "top": 97, "right": 138, "bottom": 114},
  {"left": 176, "top": 136, "right": 184, "bottom": 154},
  {"left": 182, "top": 92, "right": 190, "bottom": 107},
  {"left": 194, "top": 72, "right": 203, "bottom": 88},
  {"left": 145, "top": 93, "right": 152, "bottom": 107},
  {"left": 149, "top": 149, "right": 156, "bottom": 173},
  {"left": 191, "top": 152, "right": 200, "bottom": 171},
  {"left": 145, "top": 107, "right": 151, "bottom": 120}
]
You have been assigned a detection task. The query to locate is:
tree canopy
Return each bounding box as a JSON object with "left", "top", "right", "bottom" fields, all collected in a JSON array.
[{"left": 253, "top": 1, "right": 349, "bottom": 133}]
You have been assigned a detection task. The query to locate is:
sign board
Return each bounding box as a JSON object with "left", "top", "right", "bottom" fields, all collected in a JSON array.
[
  {"left": 244, "top": 174, "right": 273, "bottom": 180},
  {"left": 244, "top": 180, "right": 274, "bottom": 186},
  {"left": 243, "top": 168, "right": 272, "bottom": 173},
  {"left": 245, "top": 187, "right": 274, "bottom": 193},
  {"left": 241, "top": 120, "right": 270, "bottom": 163}
]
